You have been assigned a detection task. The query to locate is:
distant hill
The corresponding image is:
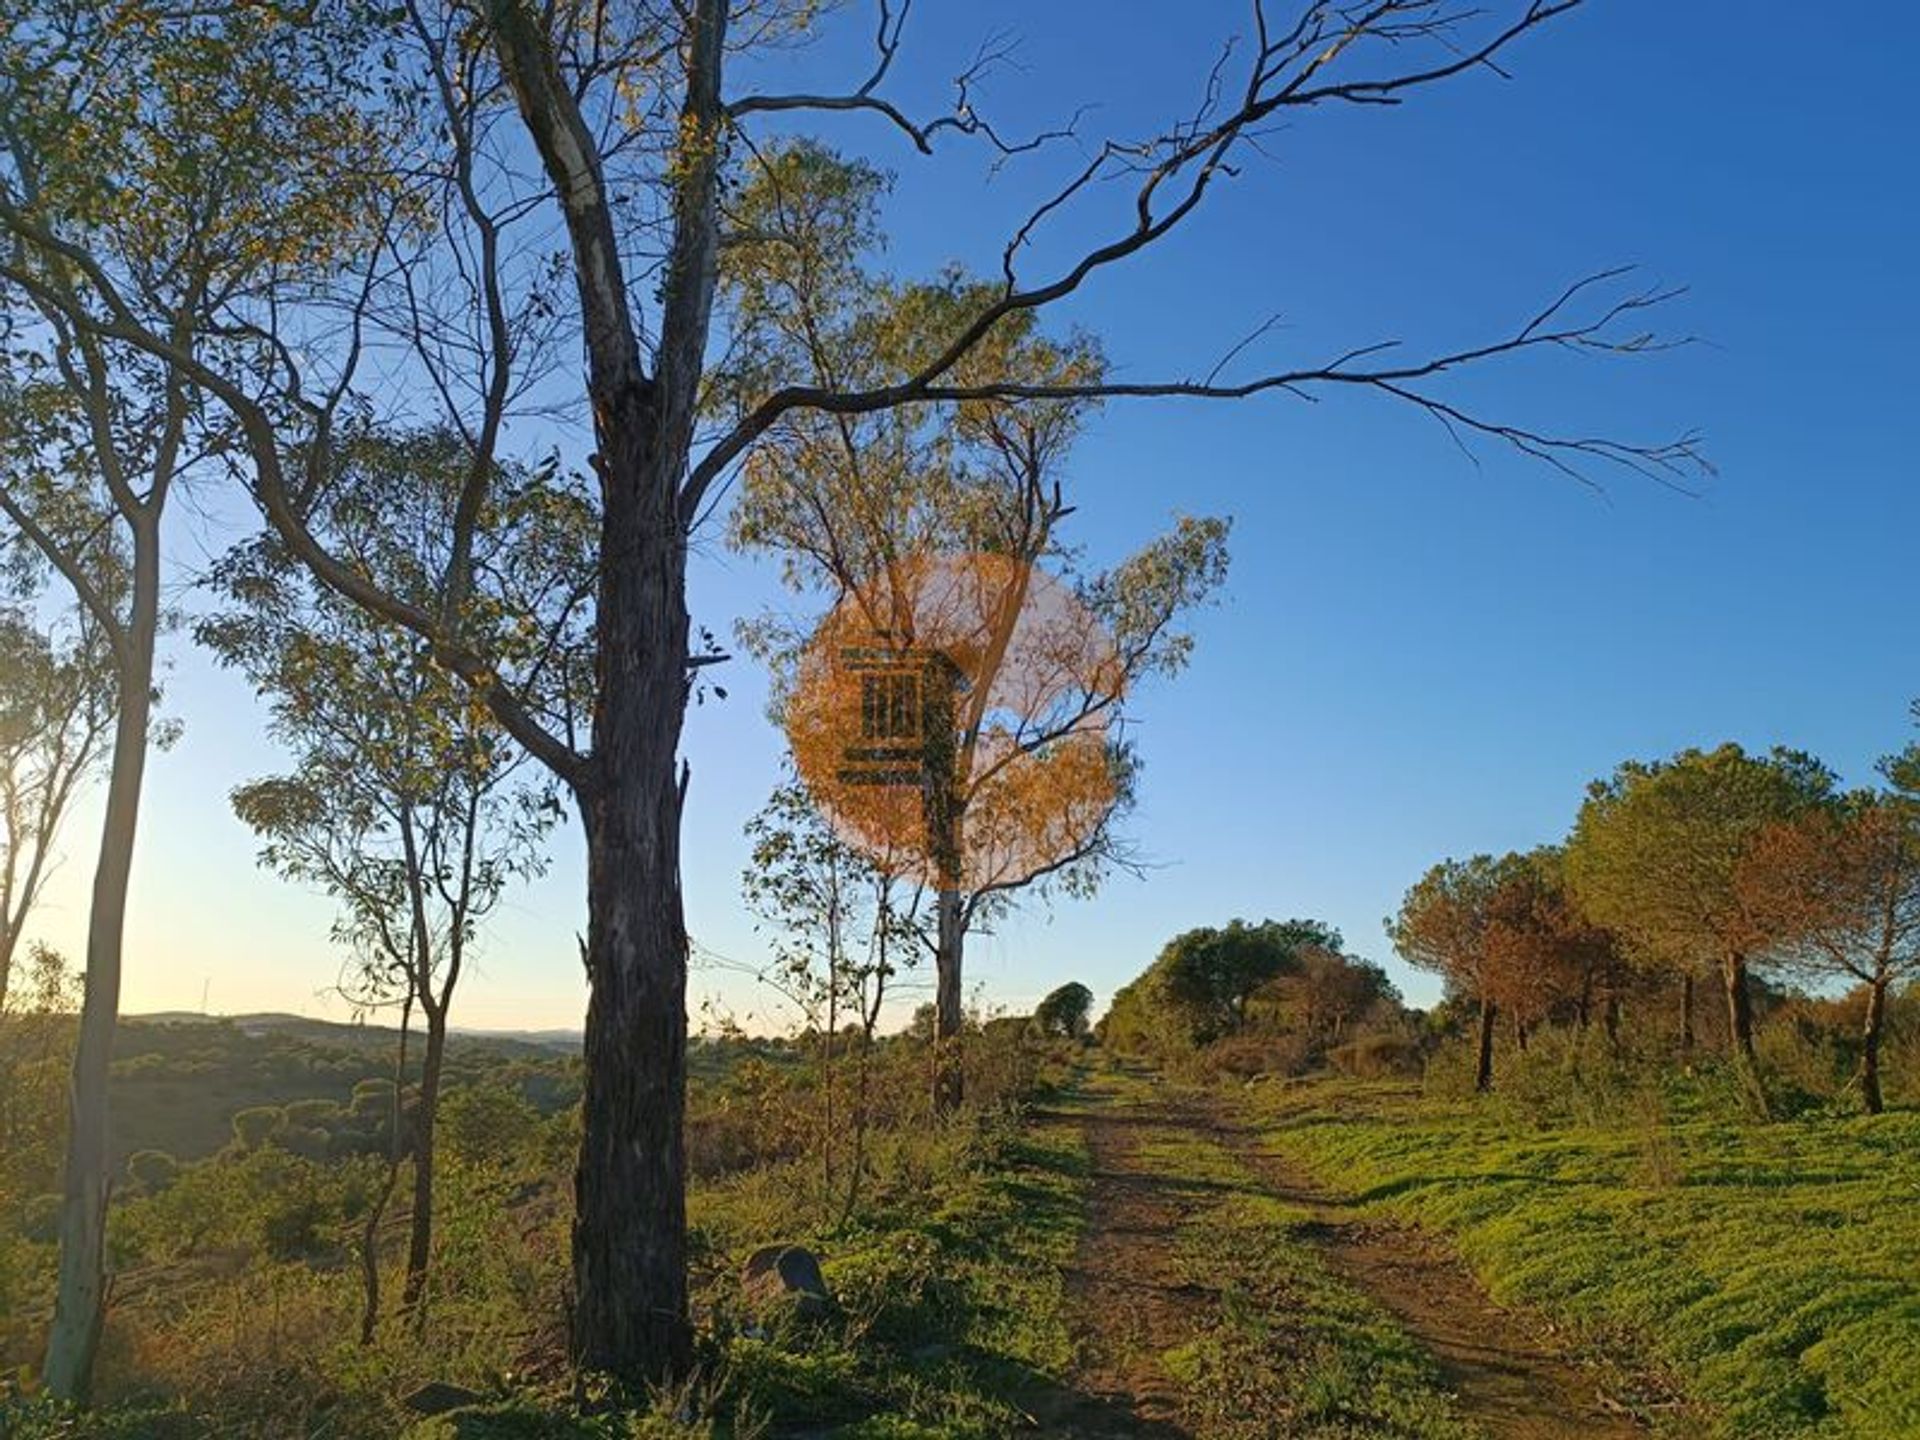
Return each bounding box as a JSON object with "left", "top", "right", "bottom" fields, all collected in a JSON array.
[
  {"left": 86, "top": 1013, "right": 583, "bottom": 1168},
  {"left": 129, "top": 1010, "right": 582, "bottom": 1057},
  {"left": 1, "top": 1010, "right": 797, "bottom": 1181}
]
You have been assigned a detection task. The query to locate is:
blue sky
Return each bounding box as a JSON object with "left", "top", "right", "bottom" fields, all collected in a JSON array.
[{"left": 28, "top": 0, "right": 1920, "bottom": 1030}]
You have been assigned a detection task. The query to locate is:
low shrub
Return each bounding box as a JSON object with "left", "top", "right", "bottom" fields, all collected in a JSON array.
[{"left": 1328, "top": 1034, "right": 1422, "bottom": 1079}]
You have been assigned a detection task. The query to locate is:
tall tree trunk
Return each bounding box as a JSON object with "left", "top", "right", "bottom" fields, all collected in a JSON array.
[
  {"left": 932, "top": 890, "right": 964, "bottom": 1113},
  {"left": 1604, "top": 991, "right": 1622, "bottom": 1052},
  {"left": 1860, "top": 976, "right": 1888, "bottom": 1116},
  {"left": 0, "top": 919, "right": 19, "bottom": 1018},
  {"left": 1678, "top": 972, "right": 1695, "bottom": 1053},
  {"left": 1722, "top": 951, "right": 1770, "bottom": 1118},
  {"left": 570, "top": 441, "right": 692, "bottom": 1385},
  {"left": 401, "top": 1008, "right": 446, "bottom": 1319},
  {"left": 1722, "top": 951, "right": 1758, "bottom": 1067},
  {"left": 43, "top": 617, "right": 154, "bottom": 1402},
  {"left": 1474, "top": 997, "right": 1497, "bottom": 1094},
  {"left": 361, "top": 998, "right": 411, "bottom": 1345}
]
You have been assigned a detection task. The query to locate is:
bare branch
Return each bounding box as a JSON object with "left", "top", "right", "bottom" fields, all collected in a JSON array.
[{"left": 688, "top": 0, "right": 1613, "bottom": 514}]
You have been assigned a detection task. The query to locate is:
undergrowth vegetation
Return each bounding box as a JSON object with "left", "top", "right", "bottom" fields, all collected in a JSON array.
[{"left": 0, "top": 1017, "right": 1086, "bottom": 1437}]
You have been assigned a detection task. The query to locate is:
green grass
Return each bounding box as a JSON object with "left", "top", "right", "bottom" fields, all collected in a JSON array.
[
  {"left": 685, "top": 1107, "right": 1092, "bottom": 1437},
  {"left": 1087, "top": 1068, "right": 1478, "bottom": 1439},
  {"left": 1244, "top": 1077, "right": 1920, "bottom": 1439}
]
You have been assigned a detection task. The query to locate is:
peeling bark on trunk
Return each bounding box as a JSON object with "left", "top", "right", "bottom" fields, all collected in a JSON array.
[
  {"left": 569, "top": 439, "right": 692, "bottom": 1384},
  {"left": 491, "top": 0, "right": 723, "bottom": 1379},
  {"left": 1474, "top": 997, "right": 1497, "bottom": 1094},
  {"left": 42, "top": 608, "right": 155, "bottom": 1401}
]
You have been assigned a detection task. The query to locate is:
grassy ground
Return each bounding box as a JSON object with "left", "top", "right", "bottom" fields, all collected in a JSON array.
[
  {"left": 24, "top": 1045, "right": 1911, "bottom": 1438},
  {"left": 687, "top": 1107, "right": 1092, "bottom": 1438},
  {"left": 1095, "top": 1071, "right": 1480, "bottom": 1439},
  {"left": 1243, "top": 1076, "right": 1920, "bottom": 1440}
]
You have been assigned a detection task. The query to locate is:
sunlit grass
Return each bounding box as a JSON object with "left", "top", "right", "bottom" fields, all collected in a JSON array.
[
  {"left": 1247, "top": 1077, "right": 1920, "bottom": 1438},
  {"left": 1092, "top": 1066, "right": 1479, "bottom": 1439}
]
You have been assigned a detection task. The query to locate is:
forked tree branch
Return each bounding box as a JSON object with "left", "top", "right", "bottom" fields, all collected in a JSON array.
[
  {"left": 690, "top": 0, "right": 1685, "bottom": 517},
  {"left": 0, "top": 211, "right": 589, "bottom": 787},
  {"left": 727, "top": 0, "right": 1083, "bottom": 159}
]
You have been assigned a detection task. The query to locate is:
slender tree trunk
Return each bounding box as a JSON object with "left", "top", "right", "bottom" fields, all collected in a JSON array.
[
  {"left": 1722, "top": 952, "right": 1758, "bottom": 1067},
  {"left": 842, "top": 1025, "right": 874, "bottom": 1227},
  {"left": 932, "top": 891, "right": 965, "bottom": 1113},
  {"left": 43, "top": 619, "right": 154, "bottom": 1402},
  {"left": 0, "top": 921, "right": 19, "bottom": 1018},
  {"left": 401, "top": 1009, "right": 446, "bottom": 1319},
  {"left": 1679, "top": 972, "right": 1695, "bottom": 1053},
  {"left": 361, "top": 999, "right": 412, "bottom": 1345},
  {"left": 1513, "top": 1017, "right": 1530, "bottom": 1053},
  {"left": 1604, "top": 991, "right": 1622, "bottom": 1052},
  {"left": 822, "top": 920, "right": 837, "bottom": 1195},
  {"left": 842, "top": 936, "right": 888, "bottom": 1226},
  {"left": 569, "top": 438, "right": 692, "bottom": 1385},
  {"left": 923, "top": 638, "right": 965, "bottom": 1115},
  {"left": 1722, "top": 951, "right": 1770, "bottom": 1118},
  {"left": 1475, "top": 997, "right": 1497, "bottom": 1093},
  {"left": 1860, "top": 976, "right": 1888, "bottom": 1116}
]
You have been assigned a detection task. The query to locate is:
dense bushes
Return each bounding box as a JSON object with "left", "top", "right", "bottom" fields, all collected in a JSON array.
[
  {"left": 1102, "top": 919, "right": 1410, "bottom": 1080},
  {"left": 1327, "top": 1034, "right": 1423, "bottom": 1079}
]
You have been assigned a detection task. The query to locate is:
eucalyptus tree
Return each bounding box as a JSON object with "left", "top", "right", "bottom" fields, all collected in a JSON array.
[
  {"left": 0, "top": 602, "right": 111, "bottom": 1009},
  {"left": 199, "top": 430, "right": 587, "bottom": 1327},
  {"left": 0, "top": 1, "right": 394, "bottom": 1395},
  {"left": 742, "top": 778, "right": 925, "bottom": 1208},
  {"left": 723, "top": 145, "right": 1240, "bottom": 1110},
  {"left": 1, "top": 0, "right": 1708, "bottom": 1383},
  {"left": 0, "top": 332, "right": 180, "bottom": 1405},
  {"left": 1566, "top": 744, "right": 1836, "bottom": 1103}
]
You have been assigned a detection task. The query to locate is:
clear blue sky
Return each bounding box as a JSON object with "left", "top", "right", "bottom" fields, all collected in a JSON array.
[{"left": 29, "top": 0, "right": 1920, "bottom": 1031}]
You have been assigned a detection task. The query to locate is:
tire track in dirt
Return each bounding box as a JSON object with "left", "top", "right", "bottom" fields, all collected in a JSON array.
[
  {"left": 1205, "top": 1084, "right": 1656, "bottom": 1440},
  {"left": 1038, "top": 1069, "right": 1660, "bottom": 1439},
  {"left": 1023, "top": 1088, "right": 1201, "bottom": 1437}
]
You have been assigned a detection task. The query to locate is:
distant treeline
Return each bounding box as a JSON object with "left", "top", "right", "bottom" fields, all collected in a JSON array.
[{"left": 1103, "top": 736, "right": 1920, "bottom": 1119}]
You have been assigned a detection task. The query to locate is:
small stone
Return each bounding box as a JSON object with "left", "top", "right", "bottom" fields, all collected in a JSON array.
[
  {"left": 741, "top": 1243, "right": 835, "bottom": 1322},
  {"left": 402, "top": 1381, "right": 485, "bottom": 1416}
]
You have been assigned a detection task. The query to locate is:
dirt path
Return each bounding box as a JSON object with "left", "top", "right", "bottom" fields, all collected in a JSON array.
[
  {"left": 1037, "top": 1071, "right": 1651, "bottom": 1439},
  {"left": 1227, "top": 1110, "right": 1650, "bottom": 1439},
  {"left": 1038, "top": 1093, "right": 1206, "bottom": 1437}
]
